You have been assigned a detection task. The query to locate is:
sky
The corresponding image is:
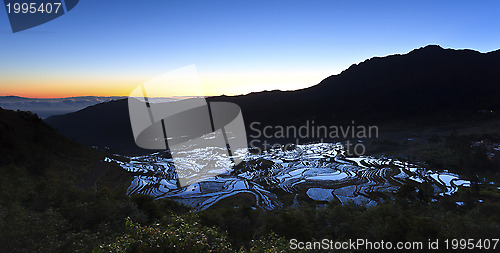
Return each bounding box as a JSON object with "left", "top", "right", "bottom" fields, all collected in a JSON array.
[{"left": 0, "top": 0, "right": 499, "bottom": 98}]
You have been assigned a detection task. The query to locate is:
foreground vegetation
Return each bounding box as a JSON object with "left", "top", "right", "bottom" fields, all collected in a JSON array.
[{"left": 98, "top": 188, "right": 499, "bottom": 252}]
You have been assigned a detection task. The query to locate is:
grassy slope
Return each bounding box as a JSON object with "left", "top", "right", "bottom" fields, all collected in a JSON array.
[{"left": 0, "top": 108, "right": 135, "bottom": 251}]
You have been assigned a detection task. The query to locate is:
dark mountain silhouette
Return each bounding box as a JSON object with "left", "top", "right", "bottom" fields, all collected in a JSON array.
[
  {"left": 45, "top": 45, "right": 500, "bottom": 153},
  {"left": 209, "top": 45, "right": 500, "bottom": 125}
]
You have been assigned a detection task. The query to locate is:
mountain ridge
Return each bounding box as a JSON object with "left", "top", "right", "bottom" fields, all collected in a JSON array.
[{"left": 45, "top": 45, "right": 500, "bottom": 153}]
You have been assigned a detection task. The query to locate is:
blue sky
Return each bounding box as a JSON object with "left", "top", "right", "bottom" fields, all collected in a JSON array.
[{"left": 0, "top": 0, "right": 499, "bottom": 97}]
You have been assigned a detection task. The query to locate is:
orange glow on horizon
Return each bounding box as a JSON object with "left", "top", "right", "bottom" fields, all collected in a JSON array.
[
  {"left": 0, "top": 69, "right": 338, "bottom": 98},
  {"left": 0, "top": 76, "right": 142, "bottom": 98}
]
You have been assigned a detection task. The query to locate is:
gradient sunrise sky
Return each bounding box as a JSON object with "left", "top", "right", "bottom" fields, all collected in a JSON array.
[{"left": 0, "top": 0, "right": 499, "bottom": 98}]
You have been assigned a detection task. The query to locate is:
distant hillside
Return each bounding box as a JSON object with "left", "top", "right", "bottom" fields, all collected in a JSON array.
[
  {"left": 46, "top": 45, "right": 500, "bottom": 153},
  {"left": 0, "top": 96, "right": 127, "bottom": 118},
  {"left": 45, "top": 99, "right": 138, "bottom": 153}
]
